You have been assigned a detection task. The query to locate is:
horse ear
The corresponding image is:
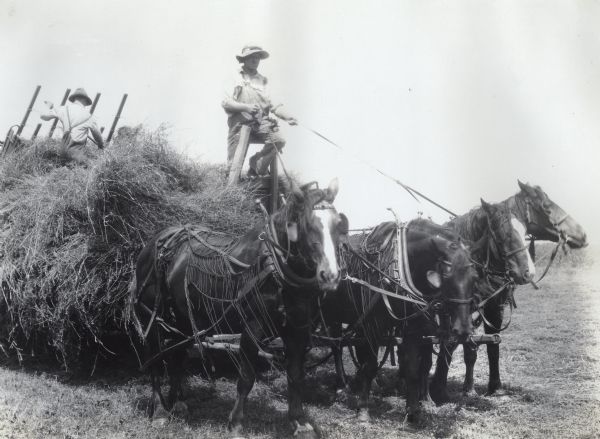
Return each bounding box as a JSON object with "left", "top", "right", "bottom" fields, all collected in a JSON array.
[
  {"left": 324, "top": 178, "right": 339, "bottom": 203},
  {"left": 426, "top": 270, "right": 442, "bottom": 289},
  {"left": 518, "top": 180, "right": 537, "bottom": 197},
  {"left": 287, "top": 222, "right": 298, "bottom": 242},
  {"left": 480, "top": 198, "right": 493, "bottom": 214},
  {"left": 290, "top": 182, "right": 304, "bottom": 202},
  {"left": 337, "top": 212, "right": 349, "bottom": 235}
]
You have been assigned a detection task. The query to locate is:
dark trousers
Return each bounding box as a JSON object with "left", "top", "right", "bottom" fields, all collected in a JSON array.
[{"left": 227, "top": 119, "right": 286, "bottom": 175}]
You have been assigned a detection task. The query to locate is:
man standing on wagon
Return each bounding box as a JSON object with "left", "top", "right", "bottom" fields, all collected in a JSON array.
[
  {"left": 41, "top": 87, "right": 104, "bottom": 164},
  {"left": 222, "top": 45, "right": 298, "bottom": 177}
]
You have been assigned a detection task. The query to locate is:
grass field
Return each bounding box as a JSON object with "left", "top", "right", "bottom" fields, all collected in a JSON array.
[{"left": 0, "top": 246, "right": 598, "bottom": 438}]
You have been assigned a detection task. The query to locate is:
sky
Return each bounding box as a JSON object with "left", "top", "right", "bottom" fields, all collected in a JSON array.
[{"left": 1, "top": 0, "right": 599, "bottom": 243}]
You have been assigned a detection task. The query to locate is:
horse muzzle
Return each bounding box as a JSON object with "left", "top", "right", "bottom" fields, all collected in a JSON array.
[
  {"left": 318, "top": 269, "right": 341, "bottom": 292},
  {"left": 565, "top": 233, "right": 588, "bottom": 249}
]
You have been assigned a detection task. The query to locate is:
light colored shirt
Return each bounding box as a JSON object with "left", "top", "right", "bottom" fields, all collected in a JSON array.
[
  {"left": 43, "top": 102, "right": 102, "bottom": 145},
  {"left": 224, "top": 68, "right": 282, "bottom": 127}
]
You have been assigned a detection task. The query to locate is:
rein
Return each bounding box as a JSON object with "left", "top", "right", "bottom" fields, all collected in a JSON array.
[
  {"left": 514, "top": 194, "right": 569, "bottom": 286},
  {"left": 531, "top": 237, "right": 564, "bottom": 284}
]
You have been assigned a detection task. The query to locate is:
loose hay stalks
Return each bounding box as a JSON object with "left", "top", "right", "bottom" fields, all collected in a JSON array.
[{"left": 0, "top": 127, "right": 261, "bottom": 368}]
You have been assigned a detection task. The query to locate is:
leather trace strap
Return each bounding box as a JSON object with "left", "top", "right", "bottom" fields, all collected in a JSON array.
[
  {"left": 343, "top": 274, "right": 428, "bottom": 307},
  {"left": 395, "top": 220, "right": 428, "bottom": 300}
]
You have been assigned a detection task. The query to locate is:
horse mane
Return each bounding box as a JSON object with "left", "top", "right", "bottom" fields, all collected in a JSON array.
[
  {"left": 445, "top": 207, "right": 488, "bottom": 243},
  {"left": 407, "top": 218, "right": 461, "bottom": 243}
]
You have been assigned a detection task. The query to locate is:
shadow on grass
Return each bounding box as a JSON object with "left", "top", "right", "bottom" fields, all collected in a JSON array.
[{"left": 132, "top": 378, "right": 296, "bottom": 438}]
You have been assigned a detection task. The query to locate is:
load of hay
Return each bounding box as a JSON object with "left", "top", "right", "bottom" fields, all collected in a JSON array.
[{"left": 0, "top": 128, "right": 263, "bottom": 368}]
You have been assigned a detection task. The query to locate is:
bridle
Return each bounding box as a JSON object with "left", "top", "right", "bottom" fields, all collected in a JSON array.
[
  {"left": 478, "top": 212, "right": 528, "bottom": 279},
  {"left": 258, "top": 197, "right": 343, "bottom": 289},
  {"left": 519, "top": 194, "right": 571, "bottom": 241}
]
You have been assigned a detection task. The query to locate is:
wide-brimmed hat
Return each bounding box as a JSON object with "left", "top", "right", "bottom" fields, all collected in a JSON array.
[
  {"left": 68, "top": 88, "right": 92, "bottom": 106},
  {"left": 236, "top": 45, "right": 270, "bottom": 63}
]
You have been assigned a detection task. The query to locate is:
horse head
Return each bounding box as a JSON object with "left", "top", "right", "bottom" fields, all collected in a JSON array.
[
  {"left": 481, "top": 199, "right": 535, "bottom": 284},
  {"left": 517, "top": 180, "right": 587, "bottom": 248},
  {"left": 275, "top": 178, "right": 348, "bottom": 292},
  {"left": 409, "top": 221, "right": 477, "bottom": 342},
  {"left": 431, "top": 237, "right": 476, "bottom": 341}
]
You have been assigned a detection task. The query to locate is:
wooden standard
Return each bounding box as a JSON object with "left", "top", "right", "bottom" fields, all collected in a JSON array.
[
  {"left": 226, "top": 125, "right": 281, "bottom": 213},
  {"left": 48, "top": 88, "right": 71, "bottom": 139},
  {"left": 227, "top": 125, "right": 252, "bottom": 186},
  {"left": 16, "top": 85, "right": 41, "bottom": 136},
  {"left": 106, "top": 94, "right": 128, "bottom": 143}
]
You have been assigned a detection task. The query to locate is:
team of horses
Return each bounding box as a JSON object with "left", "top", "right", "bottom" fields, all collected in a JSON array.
[{"left": 130, "top": 179, "right": 586, "bottom": 439}]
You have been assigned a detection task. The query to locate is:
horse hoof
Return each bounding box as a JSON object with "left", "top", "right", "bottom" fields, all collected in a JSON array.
[
  {"left": 429, "top": 387, "right": 451, "bottom": 405},
  {"left": 171, "top": 401, "right": 189, "bottom": 419},
  {"left": 291, "top": 421, "right": 318, "bottom": 438},
  {"left": 486, "top": 380, "right": 502, "bottom": 396},
  {"left": 357, "top": 409, "right": 370, "bottom": 424},
  {"left": 151, "top": 416, "right": 169, "bottom": 427},
  {"left": 228, "top": 423, "right": 246, "bottom": 439},
  {"left": 485, "top": 387, "right": 507, "bottom": 397},
  {"left": 463, "top": 389, "right": 478, "bottom": 398},
  {"left": 335, "top": 385, "right": 349, "bottom": 395},
  {"left": 404, "top": 407, "right": 427, "bottom": 428},
  {"left": 151, "top": 407, "right": 170, "bottom": 426}
]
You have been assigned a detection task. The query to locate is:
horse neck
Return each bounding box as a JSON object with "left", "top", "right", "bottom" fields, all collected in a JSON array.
[
  {"left": 504, "top": 193, "right": 528, "bottom": 229},
  {"left": 227, "top": 222, "right": 265, "bottom": 263},
  {"left": 449, "top": 208, "right": 507, "bottom": 271},
  {"left": 405, "top": 229, "right": 443, "bottom": 293},
  {"left": 446, "top": 208, "right": 487, "bottom": 242}
]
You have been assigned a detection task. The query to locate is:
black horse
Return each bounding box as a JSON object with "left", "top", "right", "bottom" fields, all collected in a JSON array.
[
  {"left": 321, "top": 218, "right": 477, "bottom": 424},
  {"left": 431, "top": 182, "right": 587, "bottom": 401},
  {"left": 131, "top": 179, "right": 348, "bottom": 439}
]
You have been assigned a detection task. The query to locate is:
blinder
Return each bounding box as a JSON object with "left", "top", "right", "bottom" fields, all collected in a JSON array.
[{"left": 287, "top": 222, "right": 298, "bottom": 242}]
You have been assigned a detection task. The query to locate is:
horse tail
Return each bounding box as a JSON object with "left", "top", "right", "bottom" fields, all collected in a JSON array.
[
  {"left": 129, "top": 232, "right": 168, "bottom": 343},
  {"left": 127, "top": 276, "right": 146, "bottom": 339}
]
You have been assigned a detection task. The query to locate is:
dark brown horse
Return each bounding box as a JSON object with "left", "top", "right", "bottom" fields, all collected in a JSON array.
[
  {"left": 512, "top": 180, "right": 587, "bottom": 250},
  {"left": 321, "top": 218, "right": 478, "bottom": 425},
  {"left": 131, "top": 179, "right": 348, "bottom": 439},
  {"left": 431, "top": 182, "right": 587, "bottom": 401}
]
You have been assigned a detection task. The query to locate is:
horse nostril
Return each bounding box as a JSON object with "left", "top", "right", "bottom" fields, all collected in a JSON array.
[{"left": 319, "top": 270, "right": 327, "bottom": 282}]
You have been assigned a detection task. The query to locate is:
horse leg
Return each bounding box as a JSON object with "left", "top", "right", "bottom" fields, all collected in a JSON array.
[
  {"left": 429, "top": 339, "right": 457, "bottom": 404},
  {"left": 136, "top": 282, "right": 170, "bottom": 425},
  {"left": 418, "top": 344, "right": 433, "bottom": 402},
  {"left": 228, "top": 322, "right": 263, "bottom": 439},
  {"left": 462, "top": 342, "right": 478, "bottom": 396},
  {"left": 354, "top": 342, "right": 378, "bottom": 424},
  {"left": 167, "top": 348, "right": 188, "bottom": 418},
  {"left": 484, "top": 304, "right": 504, "bottom": 395},
  {"left": 404, "top": 341, "right": 427, "bottom": 425},
  {"left": 147, "top": 330, "right": 170, "bottom": 425},
  {"left": 330, "top": 323, "right": 349, "bottom": 393},
  {"left": 283, "top": 322, "right": 318, "bottom": 439},
  {"left": 396, "top": 343, "right": 407, "bottom": 395}
]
